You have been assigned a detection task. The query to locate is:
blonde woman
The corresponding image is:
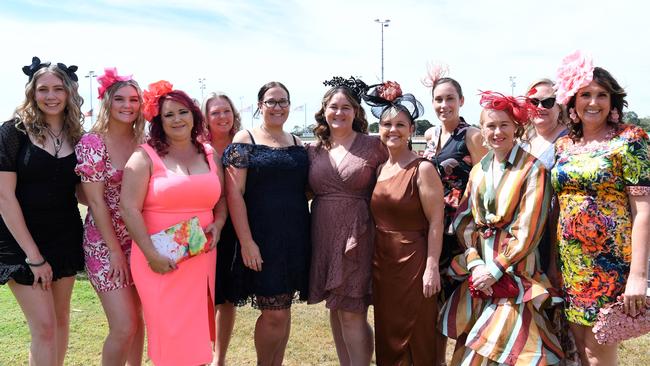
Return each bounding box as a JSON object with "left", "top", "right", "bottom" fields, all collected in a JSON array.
[
  {"left": 0, "top": 57, "right": 84, "bottom": 365},
  {"left": 74, "top": 68, "right": 145, "bottom": 365}
]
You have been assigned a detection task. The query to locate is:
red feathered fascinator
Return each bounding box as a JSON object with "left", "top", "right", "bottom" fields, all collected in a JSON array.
[
  {"left": 142, "top": 80, "right": 174, "bottom": 122},
  {"left": 97, "top": 67, "right": 132, "bottom": 100},
  {"left": 479, "top": 91, "right": 538, "bottom": 126}
]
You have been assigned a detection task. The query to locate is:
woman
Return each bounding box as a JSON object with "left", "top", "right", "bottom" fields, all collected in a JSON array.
[
  {"left": 307, "top": 77, "right": 387, "bottom": 366},
  {"left": 201, "top": 92, "right": 241, "bottom": 366},
  {"left": 0, "top": 57, "right": 84, "bottom": 365},
  {"left": 120, "top": 80, "right": 227, "bottom": 366},
  {"left": 440, "top": 91, "right": 562, "bottom": 365},
  {"left": 223, "top": 81, "right": 310, "bottom": 366},
  {"left": 368, "top": 82, "right": 444, "bottom": 365},
  {"left": 74, "top": 67, "right": 145, "bottom": 366},
  {"left": 551, "top": 51, "right": 650, "bottom": 365}
]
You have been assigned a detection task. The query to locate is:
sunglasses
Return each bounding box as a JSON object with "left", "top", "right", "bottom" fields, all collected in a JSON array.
[{"left": 529, "top": 97, "right": 556, "bottom": 109}]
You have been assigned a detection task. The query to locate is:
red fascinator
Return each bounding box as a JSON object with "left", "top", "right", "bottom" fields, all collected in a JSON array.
[
  {"left": 142, "top": 80, "right": 174, "bottom": 122},
  {"left": 376, "top": 81, "right": 402, "bottom": 101},
  {"left": 479, "top": 91, "right": 538, "bottom": 126},
  {"left": 97, "top": 67, "right": 132, "bottom": 100}
]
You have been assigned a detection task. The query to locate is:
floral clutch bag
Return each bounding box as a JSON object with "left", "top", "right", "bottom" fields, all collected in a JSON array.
[
  {"left": 151, "top": 216, "right": 210, "bottom": 264},
  {"left": 592, "top": 296, "right": 650, "bottom": 345}
]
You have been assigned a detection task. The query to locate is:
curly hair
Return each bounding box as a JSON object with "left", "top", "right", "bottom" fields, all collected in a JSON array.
[
  {"left": 313, "top": 87, "right": 368, "bottom": 149},
  {"left": 91, "top": 80, "right": 145, "bottom": 143},
  {"left": 201, "top": 92, "right": 241, "bottom": 138},
  {"left": 147, "top": 90, "right": 206, "bottom": 156},
  {"left": 14, "top": 64, "right": 84, "bottom": 145},
  {"left": 566, "top": 67, "right": 627, "bottom": 142}
]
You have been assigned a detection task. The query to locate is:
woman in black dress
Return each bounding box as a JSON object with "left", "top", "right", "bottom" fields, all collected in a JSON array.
[
  {"left": 223, "top": 81, "right": 310, "bottom": 366},
  {"left": 0, "top": 57, "right": 84, "bottom": 365}
]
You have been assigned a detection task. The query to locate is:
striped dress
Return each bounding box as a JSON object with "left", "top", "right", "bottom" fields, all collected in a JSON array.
[{"left": 439, "top": 144, "right": 563, "bottom": 366}]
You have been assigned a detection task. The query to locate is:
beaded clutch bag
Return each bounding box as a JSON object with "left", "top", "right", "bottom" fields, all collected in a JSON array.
[
  {"left": 592, "top": 295, "right": 650, "bottom": 345},
  {"left": 151, "top": 216, "right": 210, "bottom": 264}
]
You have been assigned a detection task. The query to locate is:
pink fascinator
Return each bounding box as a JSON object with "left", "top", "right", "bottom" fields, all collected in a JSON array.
[
  {"left": 555, "top": 50, "right": 594, "bottom": 105},
  {"left": 479, "top": 90, "right": 538, "bottom": 126},
  {"left": 142, "top": 80, "right": 174, "bottom": 122},
  {"left": 376, "top": 81, "right": 402, "bottom": 102},
  {"left": 421, "top": 61, "right": 449, "bottom": 88},
  {"left": 97, "top": 67, "right": 132, "bottom": 100}
]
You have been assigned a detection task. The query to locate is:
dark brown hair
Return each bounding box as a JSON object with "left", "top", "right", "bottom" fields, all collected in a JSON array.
[{"left": 313, "top": 87, "right": 368, "bottom": 149}]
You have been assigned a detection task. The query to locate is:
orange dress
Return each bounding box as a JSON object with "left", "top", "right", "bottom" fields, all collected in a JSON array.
[
  {"left": 370, "top": 158, "right": 440, "bottom": 365},
  {"left": 131, "top": 143, "right": 220, "bottom": 366}
]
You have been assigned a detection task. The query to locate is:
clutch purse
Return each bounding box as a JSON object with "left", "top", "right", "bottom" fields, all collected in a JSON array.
[
  {"left": 592, "top": 296, "right": 650, "bottom": 345},
  {"left": 468, "top": 274, "right": 519, "bottom": 299},
  {"left": 151, "top": 216, "right": 211, "bottom": 264}
]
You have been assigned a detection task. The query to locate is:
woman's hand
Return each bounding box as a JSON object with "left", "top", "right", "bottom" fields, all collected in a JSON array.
[
  {"left": 623, "top": 273, "right": 648, "bottom": 316},
  {"left": 471, "top": 264, "right": 497, "bottom": 296},
  {"left": 29, "top": 259, "right": 53, "bottom": 291},
  {"left": 108, "top": 250, "right": 130, "bottom": 286},
  {"left": 147, "top": 253, "right": 177, "bottom": 274},
  {"left": 204, "top": 222, "right": 221, "bottom": 250},
  {"left": 423, "top": 267, "right": 441, "bottom": 298},
  {"left": 241, "top": 240, "right": 263, "bottom": 272}
]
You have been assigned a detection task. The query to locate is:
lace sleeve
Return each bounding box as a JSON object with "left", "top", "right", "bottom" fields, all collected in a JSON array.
[
  {"left": 74, "top": 133, "right": 107, "bottom": 182},
  {"left": 0, "top": 120, "right": 27, "bottom": 172},
  {"left": 222, "top": 143, "right": 253, "bottom": 168}
]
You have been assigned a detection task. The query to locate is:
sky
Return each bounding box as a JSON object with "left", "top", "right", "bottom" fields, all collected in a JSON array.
[{"left": 1, "top": 0, "right": 649, "bottom": 132}]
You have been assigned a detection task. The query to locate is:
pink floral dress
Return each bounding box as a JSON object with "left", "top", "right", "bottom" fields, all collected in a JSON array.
[{"left": 75, "top": 133, "right": 133, "bottom": 292}]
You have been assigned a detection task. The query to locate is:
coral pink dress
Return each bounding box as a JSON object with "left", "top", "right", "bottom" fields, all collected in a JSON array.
[{"left": 131, "top": 143, "right": 220, "bottom": 366}]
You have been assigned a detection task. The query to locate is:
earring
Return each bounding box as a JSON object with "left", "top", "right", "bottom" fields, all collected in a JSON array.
[
  {"left": 609, "top": 108, "right": 620, "bottom": 123},
  {"left": 569, "top": 108, "right": 578, "bottom": 123}
]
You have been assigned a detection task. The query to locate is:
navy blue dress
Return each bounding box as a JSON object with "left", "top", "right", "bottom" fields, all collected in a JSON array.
[{"left": 222, "top": 132, "right": 310, "bottom": 309}]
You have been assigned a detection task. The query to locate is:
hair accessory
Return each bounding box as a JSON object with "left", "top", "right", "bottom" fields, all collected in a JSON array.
[
  {"left": 363, "top": 81, "right": 424, "bottom": 122},
  {"left": 421, "top": 62, "right": 449, "bottom": 88},
  {"left": 609, "top": 108, "right": 620, "bottom": 123},
  {"left": 569, "top": 108, "right": 578, "bottom": 123},
  {"left": 322, "top": 76, "right": 370, "bottom": 102},
  {"left": 142, "top": 80, "right": 174, "bottom": 121},
  {"left": 479, "top": 90, "right": 537, "bottom": 126},
  {"left": 555, "top": 50, "right": 594, "bottom": 105},
  {"left": 22, "top": 56, "right": 51, "bottom": 81},
  {"left": 56, "top": 63, "right": 79, "bottom": 82},
  {"left": 97, "top": 67, "right": 133, "bottom": 100},
  {"left": 526, "top": 87, "right": 537, "bottom": 97}
]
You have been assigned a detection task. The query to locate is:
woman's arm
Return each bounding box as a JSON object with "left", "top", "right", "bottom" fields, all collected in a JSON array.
[
  {"left": 120, "top": 148, "right": 176, "bottom": 274},
  {"left": 417, "top": 161, "right": 444, "bottom": 297},
  {"left": 465, "top": 127, "right": 488, "bottom": 165},
  {"left": 82, "top": 181, "right": 130, "bottom": 284},
  {"left": 624, "top": 193, "right": 650, "bottom": 315},
  {"left": 0, "top": 172, "right": 52, "bottom": 289},
  {"left": 226, "top": 131, "right": 263, "bottom": 272}
]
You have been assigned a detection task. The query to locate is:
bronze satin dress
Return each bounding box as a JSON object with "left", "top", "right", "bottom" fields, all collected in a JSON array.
[{"left": 370, "top": 158, "right": 440, "bottom": 365}]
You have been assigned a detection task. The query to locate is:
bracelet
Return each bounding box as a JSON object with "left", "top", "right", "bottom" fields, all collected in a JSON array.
[{"left": 25, "top": 257, "right": 47, "bottom": 267}]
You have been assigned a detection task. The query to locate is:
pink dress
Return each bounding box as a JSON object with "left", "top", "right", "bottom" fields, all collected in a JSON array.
[
  {"left": 75, "top": 133, "right": 133, "bottom": 292},
  {"left": 131, "top": 143, "right": 220, "bottom": 366}
]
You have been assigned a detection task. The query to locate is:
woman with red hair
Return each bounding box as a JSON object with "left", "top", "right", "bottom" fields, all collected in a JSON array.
[
  {"left": 440, "top": 91, "right": 562, "bottom": 365},
  {"left": 120, "top": 81, "right": 227, "bottom": 366}
]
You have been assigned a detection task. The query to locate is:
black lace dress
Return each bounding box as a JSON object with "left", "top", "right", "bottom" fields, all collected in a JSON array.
[
  {"left": 0, "top": 120, "right": 83, "bottom": 285},
  {"left": 222, "top": 132, "right": 310, "bottom": 309}
]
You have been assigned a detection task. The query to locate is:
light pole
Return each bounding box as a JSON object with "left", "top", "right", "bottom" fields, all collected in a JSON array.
[
  {"left": 198, "top": 78, "right": 206, "bottom": 101},
  {"left": 374, "top": 18, "right": 390, "bottom": 82},
  {"left": 85, "top": 71, "right": 96, "bottom": 122},
  {"left": 509, "top": 76, "right": 517, "bottom": 96}
]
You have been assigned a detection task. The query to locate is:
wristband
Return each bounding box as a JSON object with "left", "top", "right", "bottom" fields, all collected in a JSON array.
[{"left": 25, "top": 257, "right": 47, "bottom": 267}]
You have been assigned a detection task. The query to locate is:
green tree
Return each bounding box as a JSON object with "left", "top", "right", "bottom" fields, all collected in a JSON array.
[
  {"left": 368, "top": 122, "right": 379, "bottom": 133},
  {"left": 291, "top": 125, "right": 304, "bottom": 136},
  {"left": 623, "top": 111, "right": 640, "bottom": 125},
  {"left": 415, "top": 119, "right": 432, "bottom": 136}
]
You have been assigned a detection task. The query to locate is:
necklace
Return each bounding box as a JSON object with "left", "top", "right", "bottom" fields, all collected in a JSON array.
[
  {"left": 45, "top": 125, "right": 64, "bottom": 158},
  {"left": 260, "top": 124, "right": 284, "bottom": 145}
]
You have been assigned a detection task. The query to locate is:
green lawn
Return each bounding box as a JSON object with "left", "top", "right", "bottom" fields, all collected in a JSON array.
[{"left": 1, "top": 279, "right": 649, "bottom": 365}]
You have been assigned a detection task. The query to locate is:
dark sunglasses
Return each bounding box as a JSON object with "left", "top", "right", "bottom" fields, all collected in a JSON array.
[{"left": 529, "top": 97, "right": 556, "bottom": 109}]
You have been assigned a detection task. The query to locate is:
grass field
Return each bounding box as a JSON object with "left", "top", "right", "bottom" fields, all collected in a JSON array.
[{"left": 1, "top": 278, "right": 650, "bottom": 365}]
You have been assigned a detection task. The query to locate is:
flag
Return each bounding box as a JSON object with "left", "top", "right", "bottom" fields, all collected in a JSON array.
[
  {"left": 84, "top": 109, "right": 93, "bottom": 117},
  {"left": 293, "top": 104, "right": 305, "bottom": 112},
  {"left": 240, "top": 104, "right": 253, "bottom": 113}
]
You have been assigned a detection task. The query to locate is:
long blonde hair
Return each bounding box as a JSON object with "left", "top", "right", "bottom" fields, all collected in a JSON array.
[
  {"left": 14, "top": 65, "right": 84, "bottom": 145},
  {"left": 91, "top": 80, "right": 145, "bottom": 143}
]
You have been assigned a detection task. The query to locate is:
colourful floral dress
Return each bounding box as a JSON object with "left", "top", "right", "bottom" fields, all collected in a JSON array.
[
  {"left": 551, "top": 124, "right": 650, "bottom": 326},
  {"left": 75, "top": 133, "right": 133, "bottom": 292}
]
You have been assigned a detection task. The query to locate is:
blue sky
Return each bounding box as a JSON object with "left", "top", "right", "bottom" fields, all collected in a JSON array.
[{"left": 1, "top": 0, "right": 649, "bottom": 131}]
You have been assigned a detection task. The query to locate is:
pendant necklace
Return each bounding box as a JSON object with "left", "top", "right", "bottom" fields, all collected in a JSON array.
[{"left": 45, "top": 125, "right": 64, "bottom": 158}]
